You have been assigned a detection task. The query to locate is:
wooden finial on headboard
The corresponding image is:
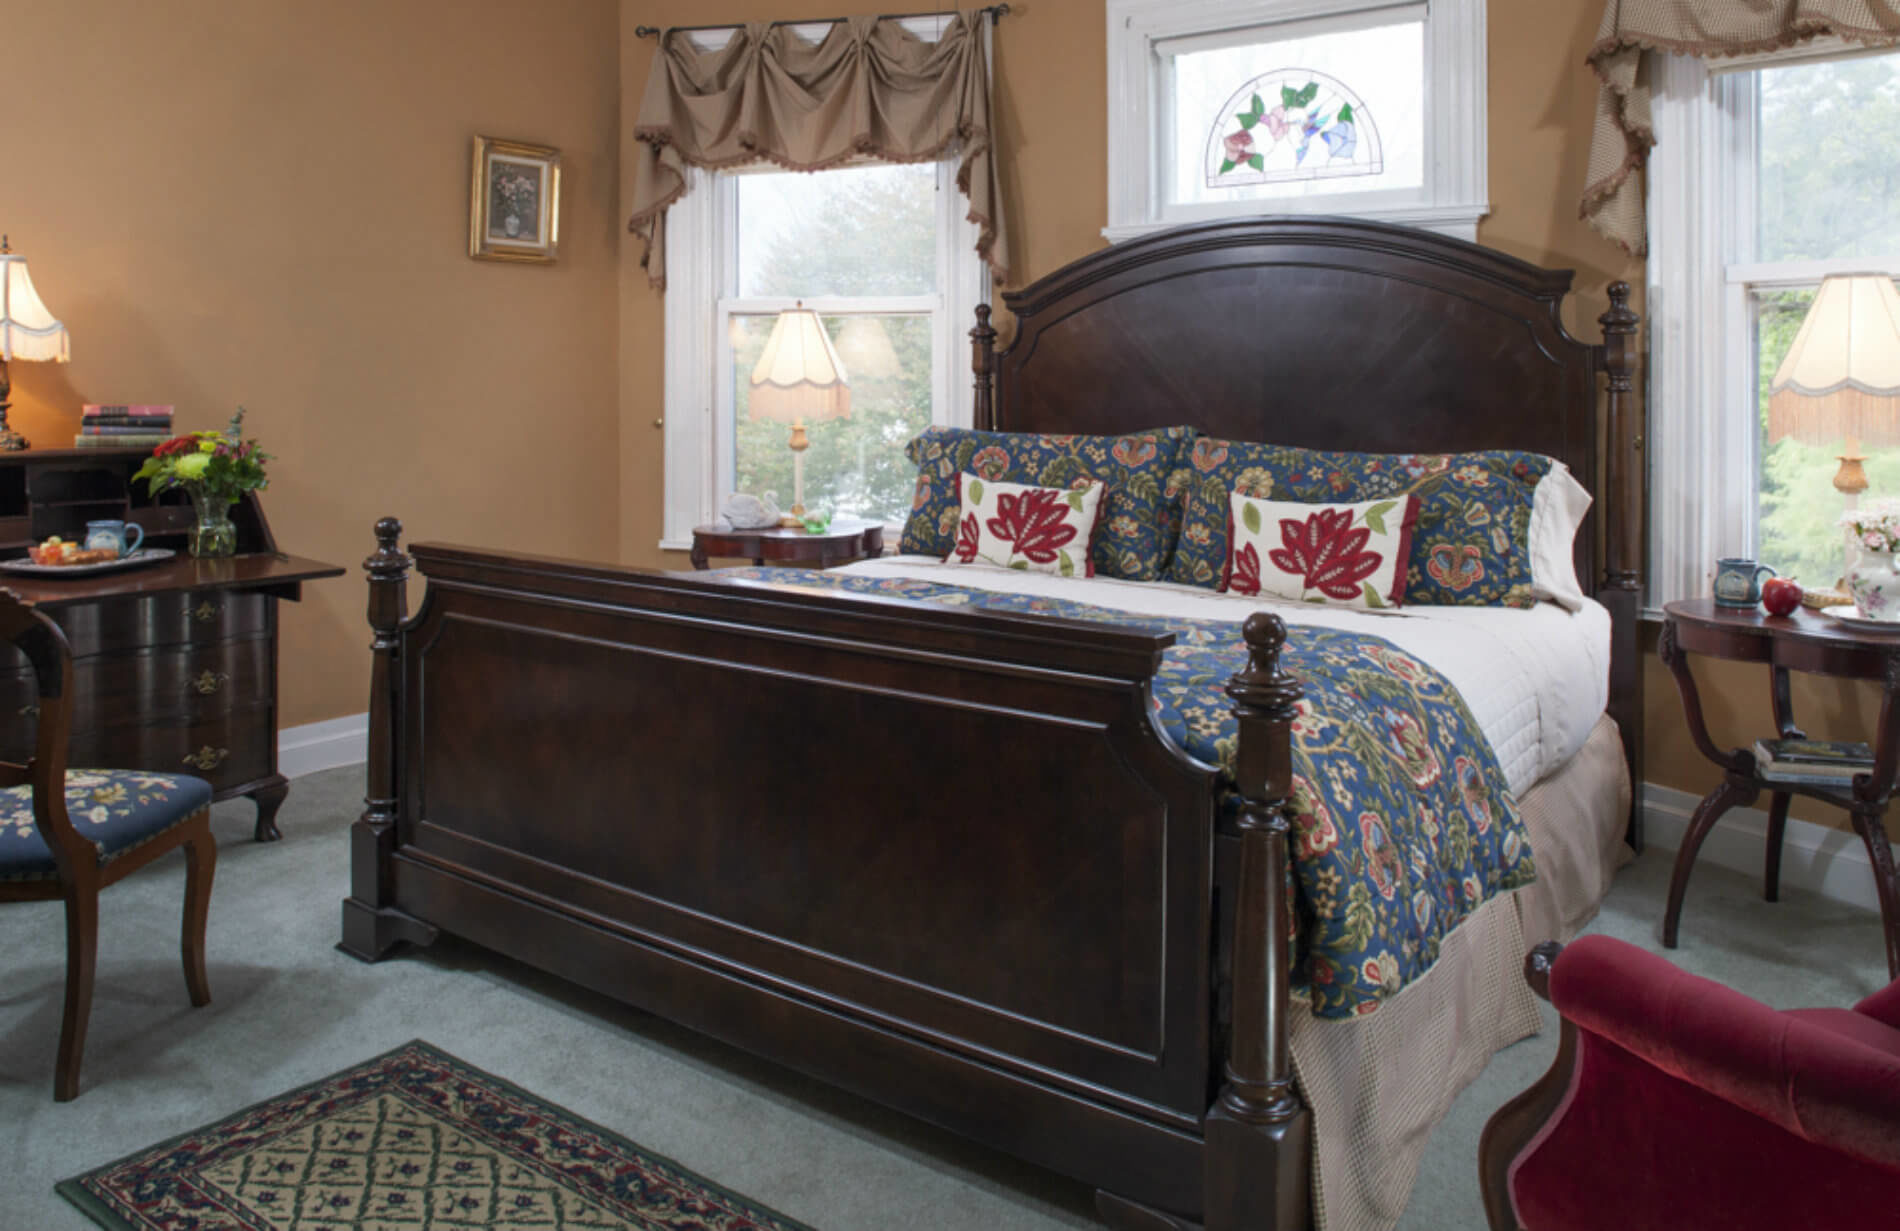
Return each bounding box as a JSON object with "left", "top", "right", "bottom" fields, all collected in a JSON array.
[{"left": 970, "top": 304, "right": 997, "bottom": 432}]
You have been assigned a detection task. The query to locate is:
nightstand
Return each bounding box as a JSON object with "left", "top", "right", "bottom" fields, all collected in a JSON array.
[
  {"left": 1659, "top": 598, "right": 1900, "bottom": 976},
  {"left": 690, "top": 522, "right": 885, "bottom": 570}
]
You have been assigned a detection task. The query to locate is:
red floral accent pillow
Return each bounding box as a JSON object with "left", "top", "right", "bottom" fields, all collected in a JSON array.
[
  {"left": 1222, "top": 492, "right": 1420, "bottom": 609},
  {"left": 944, "top": 473, "right": 1105, "bottom": 577}
]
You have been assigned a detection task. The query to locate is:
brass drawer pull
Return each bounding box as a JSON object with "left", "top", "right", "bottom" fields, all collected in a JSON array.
[
  {"left": 182, "top": 746, "right": 229, "bottom": 771},
  {"left": 18, "top": 703, "right": 37, "bottom": 718},
  {"left": 191, "top": 670, "right": 229, "bottom": 696},
  {"left": 191, "top": 599, "right": 223, "bottom": 623}
]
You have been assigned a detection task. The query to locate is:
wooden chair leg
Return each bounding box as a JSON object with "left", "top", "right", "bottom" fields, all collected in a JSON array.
[
  {"left": 56, "top": 883, "right": 99, "bottom": 1102},
  {"left": 181, "top": 812, "right": 215, "bottom": 1006}
]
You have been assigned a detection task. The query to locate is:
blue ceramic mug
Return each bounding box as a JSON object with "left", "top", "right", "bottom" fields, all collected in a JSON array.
[
  {"left": 83, "top": 519, "right": 144, "bottom": 558},
  {"left": 1714, "top": 557, "right": 1777, "bottom": 608}
]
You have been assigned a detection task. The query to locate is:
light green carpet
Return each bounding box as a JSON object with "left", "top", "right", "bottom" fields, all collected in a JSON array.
[{"left": 1, "top": 766, "right": 1888, "bottom": 1230}]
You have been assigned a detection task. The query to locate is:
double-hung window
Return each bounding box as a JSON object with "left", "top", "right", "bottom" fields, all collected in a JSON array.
[
  {"left": 1104, "top": 0, "right": 1486, "bottom": 241},
  {"left": 1647, "top": 46, "right": 1900, "bottom": 607},
  {"left": 657, "top": 21, "right": 990, "bottom": 551}
]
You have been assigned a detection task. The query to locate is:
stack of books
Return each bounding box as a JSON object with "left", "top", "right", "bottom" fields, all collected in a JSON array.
[
  {"left": 1753, "top": 737, "right": 1876, "bottom": 786},
  {"left": 74, "top": 404, "right": 174, "bottom": 449}
]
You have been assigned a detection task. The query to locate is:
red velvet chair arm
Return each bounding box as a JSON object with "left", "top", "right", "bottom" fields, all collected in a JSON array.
[
  {"left": 1550, "top": 935, "right": 1900, "bottom": 1169},
  {"left": 1857, "top": 977, "right": 1900, "bottom": 1031}
]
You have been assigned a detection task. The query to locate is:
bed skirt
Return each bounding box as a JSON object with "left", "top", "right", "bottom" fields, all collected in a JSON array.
[{"left": 1290, "top": 714, "right": 1632, "bottom": 1231}]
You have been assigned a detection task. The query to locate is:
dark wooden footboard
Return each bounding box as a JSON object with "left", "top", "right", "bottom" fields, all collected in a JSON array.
[{"left": 341, "top": 518, "right": 1311, "bottom": 1230}]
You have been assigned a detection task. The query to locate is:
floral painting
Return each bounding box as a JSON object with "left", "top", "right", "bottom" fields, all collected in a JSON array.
[{"left": 470, "top": 136, "right": 561, "bottom": 263}]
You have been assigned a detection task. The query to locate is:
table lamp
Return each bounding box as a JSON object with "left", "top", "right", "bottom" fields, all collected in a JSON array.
[
  {"left": 0, "top": 236, "right": 70, "bottom": 451},
  {"left": 749, "top": 302, "right": 850, "bottom": 520},
  {"left": 1767, "top": 273, "right": 1900, "bottom": 596}
]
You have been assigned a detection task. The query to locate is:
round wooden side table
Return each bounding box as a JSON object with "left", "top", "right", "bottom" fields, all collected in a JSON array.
[
  {"left": 1659, "top": 597, "right": 1900, "bottom": 977},
  {"left": 689, "top": 522, "right": 885, "bottom": 571}
]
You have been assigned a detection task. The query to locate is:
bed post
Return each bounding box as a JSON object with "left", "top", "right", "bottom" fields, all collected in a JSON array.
[
  {"left": 1598, "top": 283, "right": 1645, "bottom": 851},
  {"left": 338, "top": 517, "right": 436, "bottom": 961},
  {"left": 1207, "top": 611, "right": 1312, "bottom": 1231},
  {"left": 971, "top": 303, "right": 998, "bottom": 431}
]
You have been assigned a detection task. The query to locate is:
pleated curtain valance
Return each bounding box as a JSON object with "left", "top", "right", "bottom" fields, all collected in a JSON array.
[
  {"left": 628, "top": 11, "right": 1008, "bottom": 289},
  {"left": 1584, "top": 0, "right": 1900, "bottom": 256}
]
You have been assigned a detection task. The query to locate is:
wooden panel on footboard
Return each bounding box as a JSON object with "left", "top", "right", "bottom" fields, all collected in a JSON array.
[{"left": 341, "top": 525, "right": 1313, "bottom": 1226}]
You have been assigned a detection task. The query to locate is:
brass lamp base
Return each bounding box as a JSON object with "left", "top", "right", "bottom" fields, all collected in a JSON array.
[{"left": 0, "top": 359, "right": 28, "bottom": 450}]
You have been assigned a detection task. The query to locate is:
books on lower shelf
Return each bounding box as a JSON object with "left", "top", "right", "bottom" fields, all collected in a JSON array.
[
  {"left": 71, "top": 434, "right": 168, "bottom": 448},
  {"left": 1753, "top": 737, "right": 1875, "bottom": 785}
]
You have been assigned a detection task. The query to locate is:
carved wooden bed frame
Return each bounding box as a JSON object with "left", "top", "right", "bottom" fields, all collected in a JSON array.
[{"left": 340, "top": 218, "right": 1642, "bottom": 1231}]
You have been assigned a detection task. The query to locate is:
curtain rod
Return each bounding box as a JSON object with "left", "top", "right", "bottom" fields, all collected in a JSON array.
[{"left": 634, "top": 4, "right": 1008, "bottom": 38}]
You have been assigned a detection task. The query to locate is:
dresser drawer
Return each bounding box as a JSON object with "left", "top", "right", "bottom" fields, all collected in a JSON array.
[
  {"left": 70, "top": 707, "right": 275, "bottom": 794},
  {"left": 52, "top": 591, "right": 270, "bottom": 657},
  {"left": 69, "top": 637, "right": 270, "bottom": 728}
]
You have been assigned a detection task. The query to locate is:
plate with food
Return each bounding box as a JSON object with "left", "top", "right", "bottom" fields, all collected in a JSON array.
[{"left": 1, "top": 538, "right": 176, "bottom": 576}]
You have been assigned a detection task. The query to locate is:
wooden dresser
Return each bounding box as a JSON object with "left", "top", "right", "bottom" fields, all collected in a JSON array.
[{"left": 0, "top": 448, "right": 343, "bottom": 840}]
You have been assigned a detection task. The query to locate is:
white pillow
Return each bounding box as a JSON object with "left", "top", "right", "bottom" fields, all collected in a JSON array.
[
  {"left": 1528, "top": 461, "right": 1592, "bottom": 612},
  {"left": 944, "top": 473, "right": 1105, "bottom": 576}
]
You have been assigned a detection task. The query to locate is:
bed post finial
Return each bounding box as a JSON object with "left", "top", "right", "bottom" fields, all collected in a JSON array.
[
  {"left": 340, "top": 517, "right": 436, "bottom": 961},
  {"left": 971, "top": 304, "right": 997, "bottom": 432},
  {"left": 1204, "top": 611, "right": 1311, "bottom": 1230}
]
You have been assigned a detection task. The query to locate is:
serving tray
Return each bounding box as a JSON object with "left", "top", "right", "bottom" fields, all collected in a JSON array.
[{"left": 0, "top": 547, "right": 176, "bottom": 577}]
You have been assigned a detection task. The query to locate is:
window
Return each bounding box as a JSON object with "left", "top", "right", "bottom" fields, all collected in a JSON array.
[
  {"left": 660, "top": 158, "right": 988, "bottom": 548},
  {"left": 1647, "top": 48, "right": 1900, "bottom": 607},
  {"left": 1105, "top": 0, "right": 1485, "bottom": 241}
]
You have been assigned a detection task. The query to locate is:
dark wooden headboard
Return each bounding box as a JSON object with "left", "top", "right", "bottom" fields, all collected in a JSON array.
[{"left": 969, "top": 216, "right": 1646, "bottom": 841}]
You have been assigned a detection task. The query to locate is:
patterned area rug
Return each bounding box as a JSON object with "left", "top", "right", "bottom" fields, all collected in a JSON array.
[{"left": 58, "top": 1040, "right": 813, "bottom": 1230}]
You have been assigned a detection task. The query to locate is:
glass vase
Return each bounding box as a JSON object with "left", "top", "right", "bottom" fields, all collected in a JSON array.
[{"left": 187, "top": 488, "right": 238, "bottom": 558}]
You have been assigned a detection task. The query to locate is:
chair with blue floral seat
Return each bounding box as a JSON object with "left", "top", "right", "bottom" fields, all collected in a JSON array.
[{"left": 0, "top": 588, "right": 216, "bottom": 1101}]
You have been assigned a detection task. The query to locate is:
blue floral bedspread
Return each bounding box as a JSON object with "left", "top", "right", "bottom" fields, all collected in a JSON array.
[{"left": 715, "top": 568, "right": 1536, "bottom": 1019}]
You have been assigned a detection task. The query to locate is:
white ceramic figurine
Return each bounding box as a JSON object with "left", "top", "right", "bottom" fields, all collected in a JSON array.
[{"left": 711, "top": 490, "right": 780, "bottom": 532}]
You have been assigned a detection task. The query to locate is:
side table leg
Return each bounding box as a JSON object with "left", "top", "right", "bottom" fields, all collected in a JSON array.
[
  {"left": 1850, "top": 808, "right": 1900, "bottom": 979},
  {"left": 1764, "top": 791, "right": 1791, "bottom": 903},
  {"left": 249, "top": 775, "right": 290, "bottom": 843},
  {"left": 690, "top": 542, "right": 709, "bottom": 570},
  {"left": 1664, "top": 776, "right": 1758, "bottom": 949}
]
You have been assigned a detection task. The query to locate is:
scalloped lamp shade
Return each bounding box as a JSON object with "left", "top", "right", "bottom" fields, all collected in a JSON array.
[
  {"left": 1767, "top": 274, "right": 1900, "bottom": 448},
  {"left": 0, "top": 250, "right": 70, "bottom": 364},
  {"left": 748, "top": 305, "right": 850, "bottom": 424}
]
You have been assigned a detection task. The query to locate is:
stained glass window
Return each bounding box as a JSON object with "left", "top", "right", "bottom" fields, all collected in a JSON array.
[
  {"left": 1205, "top": 70, "right": 1381, "bottom": 188},
  {"left": 1164, "top": 11, "right": 1423, "bottom": 206}
]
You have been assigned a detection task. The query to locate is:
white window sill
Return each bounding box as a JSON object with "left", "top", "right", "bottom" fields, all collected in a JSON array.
[{"left": 1102, "top": 201, "right": 1489, "bottom": 245}]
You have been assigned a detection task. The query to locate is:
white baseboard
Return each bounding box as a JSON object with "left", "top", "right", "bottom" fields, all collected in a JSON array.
[
  {"left": 278, "top": 712, "right": 368, "bottom": 780},
  {"left": 1643, "top": 782, "right": 1880, "bottom": 915}
]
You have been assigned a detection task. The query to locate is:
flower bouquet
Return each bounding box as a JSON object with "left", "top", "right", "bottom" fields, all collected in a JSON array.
[
  {"left": 133, "top": 409, "right": 271, "bottom": 557},
  {"left": 1839, "top": 499, "right": 1900, "bottom": 619}
]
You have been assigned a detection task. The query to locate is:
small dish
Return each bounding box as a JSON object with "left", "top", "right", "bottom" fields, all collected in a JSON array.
[
  {"left": 1821, "top": 604, "right": 1900, "bottom": 632},
  {"left": 0, "top": 547, "right": 176, "bottom": 577}
]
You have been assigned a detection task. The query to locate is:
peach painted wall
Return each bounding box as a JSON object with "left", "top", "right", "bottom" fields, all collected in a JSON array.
[
  {"left": 6, "top": 0, "right": 622, "bottom": 728},
  {"left": 9, "top": 0, "right": 1876, "bottom": 836}
]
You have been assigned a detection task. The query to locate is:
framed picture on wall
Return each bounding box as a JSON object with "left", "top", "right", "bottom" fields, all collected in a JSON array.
[{"left": 469, "top": 136, "right": 561, "bottom": 263}]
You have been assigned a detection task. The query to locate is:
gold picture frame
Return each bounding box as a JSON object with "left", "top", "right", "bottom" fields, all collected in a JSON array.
[{"left": 469, "top": 136, "right": 561, "bottom": 263}]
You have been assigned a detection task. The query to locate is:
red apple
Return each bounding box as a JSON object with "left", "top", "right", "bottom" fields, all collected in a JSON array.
[{"left": 1762, "top": 576, "right": 1803, "bottom": 616}]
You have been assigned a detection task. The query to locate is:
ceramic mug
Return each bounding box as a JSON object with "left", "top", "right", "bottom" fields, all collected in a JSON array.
[
  {"left": 1713, "top": 557, "right": 1776, "bottom": 608},
  {"left": 83, "top": 519, "right": 144, "bottom": 558}
]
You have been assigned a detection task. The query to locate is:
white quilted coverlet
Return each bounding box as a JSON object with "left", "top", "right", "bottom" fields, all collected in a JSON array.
[{"left": 837, "top": 556, "right": 1610, "bottom": 795}]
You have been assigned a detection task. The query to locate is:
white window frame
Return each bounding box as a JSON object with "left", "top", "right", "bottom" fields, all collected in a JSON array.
[
  {"left": 658, "top": 158, "right": 990, "bottom": 551},
  {"left": 1646, "top": 51, "right": 1900, "bottom": 612},
  {"left": 1104, "top": 0, "right": 1487, "bottom": 243}
]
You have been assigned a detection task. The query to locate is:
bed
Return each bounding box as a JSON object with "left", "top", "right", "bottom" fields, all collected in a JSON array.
[{"left": 339, "top": 217, "right": 1643, "bottom": 1231}]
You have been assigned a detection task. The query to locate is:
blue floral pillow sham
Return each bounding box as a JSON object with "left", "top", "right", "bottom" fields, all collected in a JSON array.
[
  {"left": 902, "top": 426, "right": 1193, "bottom": 581},
  {"left": 1164, "top": 440, "right": 1554, "bottom": 607}
]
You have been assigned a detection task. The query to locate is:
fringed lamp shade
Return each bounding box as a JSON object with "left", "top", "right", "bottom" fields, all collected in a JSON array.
[
  {"left": 1767, "top": 274, "right": 1900, "bottom": 450},
  {"left": 749, "top": 305, "right": 850, "bottom": 425},
  {"left": 0, "top": 250, "right": 70, "bottom": 363}
]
